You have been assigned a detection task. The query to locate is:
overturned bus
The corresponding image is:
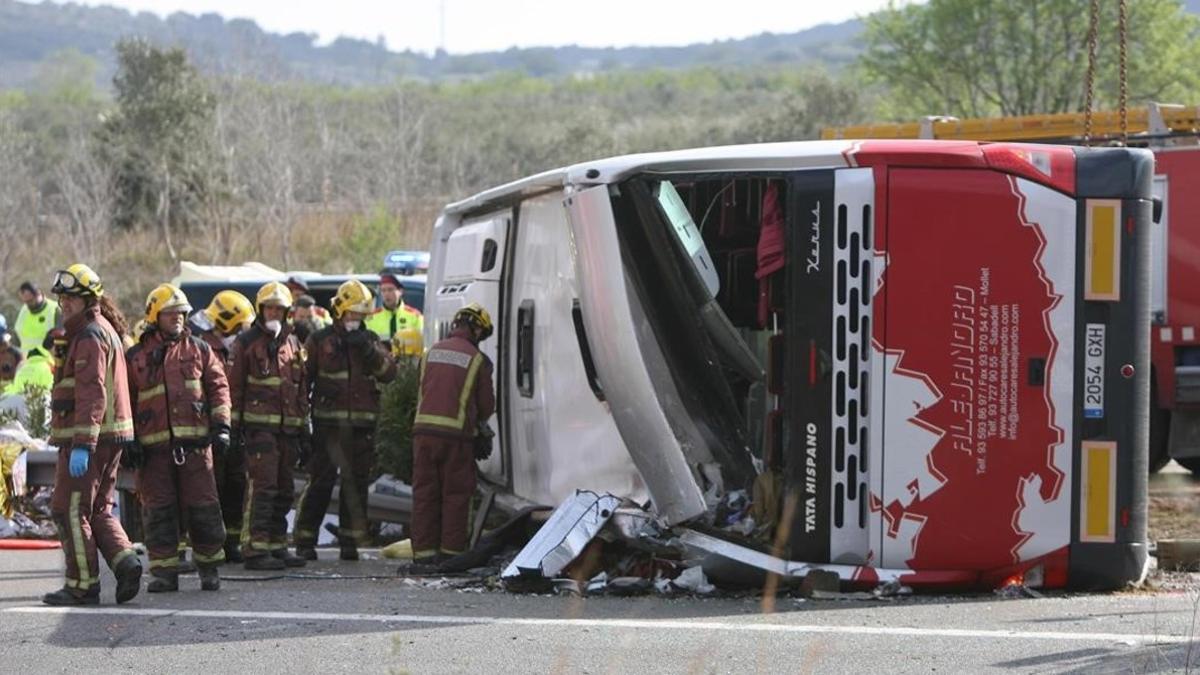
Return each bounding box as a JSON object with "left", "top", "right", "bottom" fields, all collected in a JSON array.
[{"left": 425, "top": 140, "right": 1153, "bottom": 590}]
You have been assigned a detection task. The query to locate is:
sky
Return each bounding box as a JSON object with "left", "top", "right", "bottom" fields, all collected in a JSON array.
[{"left": 28, "top": 0, "right": 897, "bottom": 54}]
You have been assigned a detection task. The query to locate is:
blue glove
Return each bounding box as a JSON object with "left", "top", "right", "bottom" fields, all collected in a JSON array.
[{"left": 68, "top": 448, "right": 90, "bottom": 478}]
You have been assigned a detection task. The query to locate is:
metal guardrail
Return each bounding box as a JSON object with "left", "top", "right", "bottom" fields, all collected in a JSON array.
[{"left": 24, "top": 450, "right": 412, "bottom": 523}]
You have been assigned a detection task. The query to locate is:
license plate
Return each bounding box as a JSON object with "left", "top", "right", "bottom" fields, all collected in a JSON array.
[{"left": 1084, "top": 324, "right": 1105, "bottom": 419}]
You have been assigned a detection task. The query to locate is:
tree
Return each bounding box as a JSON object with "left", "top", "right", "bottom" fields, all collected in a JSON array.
[
  {"left": 860, "top": 0, "right": 1200, "bottom": 118},
  {"left": 98, "top": 39, "right": 222, "bottom": 261}
]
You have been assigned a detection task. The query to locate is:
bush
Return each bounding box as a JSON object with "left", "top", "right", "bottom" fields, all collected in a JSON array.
[{"left": 374, "top": 358, "right": 420, "bottom": 482}]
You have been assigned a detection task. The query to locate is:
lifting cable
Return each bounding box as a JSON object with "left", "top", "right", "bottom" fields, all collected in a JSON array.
[
  {"left": 1084, "top": 0, "right": 1100, "bottom": 146},
  {"left": 1118, "top": 0, "right": 1129, "bottom": 146}
]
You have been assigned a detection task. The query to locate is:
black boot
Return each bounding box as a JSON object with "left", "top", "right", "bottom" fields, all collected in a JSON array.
[
  {"left": 198, "top": 566, "right": 221, "bottom": 591},
  {"left": 244, "top": 555, "right": 286, "bottom": 571},
  {"left": 113, "top": 554, "right": 143, "bottom": 604},
  {"left": 223, "top": 541, "right": 244, "bottom": 564},
  {"left": 295, "top": 545, "right": 318, "bottom": 561},
  {"left": 147, "top": 570, "right": 179, "bottom": 593},
  {"left": 271, "top": 548, "right": 307, "bottom": 568},
  {"left": 339, "top": 545, "right": 359, "bottom": 562},
  {"left": 42, "top": 585, "right": 100, "bottom": 606}
]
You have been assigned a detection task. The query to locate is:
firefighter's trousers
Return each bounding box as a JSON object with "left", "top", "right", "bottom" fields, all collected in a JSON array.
[
  {"left": 295, "top": 424, "right": 375, "bottom": 548},
  {"left": 212, "top": 441, "right": 246, "bottom": 550},
  {"left": 410, "top": 434, "right": 476, "bottom": 560},
  {"left": 240, "top": 430, "right": 297, "bottom": 559},
  {"left": 50, "top": 441, "right": 138, "bottom": 591},
  {"left": 137, "top": 446, "right": 226, "bottom": 572}
]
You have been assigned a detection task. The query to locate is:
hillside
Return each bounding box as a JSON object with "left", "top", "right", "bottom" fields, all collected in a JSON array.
[{"left": 0, "top": 0, "right": 864, "bottom": 89}]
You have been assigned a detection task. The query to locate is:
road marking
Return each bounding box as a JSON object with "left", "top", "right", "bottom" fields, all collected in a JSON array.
[{"left": 3, "top": 606, "right": 1191, "bottom": 645}]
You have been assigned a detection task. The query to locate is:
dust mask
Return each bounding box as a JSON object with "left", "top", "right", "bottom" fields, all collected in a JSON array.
[
  {"left": 221, "top": 334, "right": 237, "bottom": 349},
  {"left": 264, "top": 320, "right": 282, "bottom": 336},
  {"left": 343, "top": 319, "right": 362, "bottom": 332}
]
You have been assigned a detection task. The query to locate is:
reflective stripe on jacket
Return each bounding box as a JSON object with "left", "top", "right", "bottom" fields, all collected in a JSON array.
[
  {"left": 127, "top": 328, "right": 231, "bottom": 448},
  {"left": 227, "top": 322, "right": 309, "bottom": 434},
  {"left": 412, "top": 328, "right": 494, "bottom": 440},
  {"left": 305, "top": 325, "right": 397, "bottom": 427},
  {"left": 49, "top": 306, "right": 133, "bottom": 449}
]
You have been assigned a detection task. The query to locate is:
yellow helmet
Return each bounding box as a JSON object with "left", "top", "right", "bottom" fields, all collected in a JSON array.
[
  {"left": 255, "top": 281, "right": 293, "bottom": 312},
  {"left": 331, "top": 279, "right": 374, "bottom": 318},
  {"left": 453, "top": 303, "right": 493, "bottom": 341},
  {"left": 392, "top": 327, "right": 424, "bottom": 357},
  {"left": 51, "top": 263, "right": 104, "bottom": 298},
  {"left": 205, "top": 290, "right": 255, "bottom": 336},
  {"left": 144, "top": 284, "right": 192, "bottom": 325}
]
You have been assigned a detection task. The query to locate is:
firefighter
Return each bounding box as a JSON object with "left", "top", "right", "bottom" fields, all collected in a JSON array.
[
  {"left": 284, "top": 276, "right": 332, "bottom": 329},
  {"left": 43, "top": 264, "right": 142, "bottom": 606},
  {"left": 0, "top": 331, "right": 22, "bottom": 390},
  {"left": 228, "top": 282, "right": 309, "bottom": 570},
  {"left": 291, "top": 295, "right": 321, "bottom": 344},
  {"left": 366, "top": 273, "right": 422, "bottom": 342},
  {"left": 125, "top": 284, "right": 231, "bottom": 592},
  {"left": 405, "top": 303, "right": 495, "bottom": 573},
  {"left": 190, "top": 290, "right": 256, "bottom": 563},
  {"left": 295, "top": 280, "right": 396, "bottom": 561},
  {"left": 15, "top": 280, "right": 61, "bottom": 356}
]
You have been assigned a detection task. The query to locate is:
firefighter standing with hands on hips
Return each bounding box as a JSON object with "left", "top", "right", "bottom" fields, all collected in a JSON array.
[
  {"left": 125, "top": 284, "right": 231, "bottom": 592},
  {"left": 43, "top": 264, "right": 143, "bottom": 606},
  {"left": 405, "top": 303, "right": 495, "bottom": 574},
  {"left": 190, "top": 290, "right": 256, "bottom": 563},
  {"left": 295, "top": 280, "right": 396, "bottom": 561},
  {"left": 227, "top": 282, "right": 310, "bottom": 570}
]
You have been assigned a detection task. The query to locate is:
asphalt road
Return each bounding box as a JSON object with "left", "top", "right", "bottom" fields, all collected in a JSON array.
[{"left": 3, "top": 549, "right": 1200, "bottom": 674}]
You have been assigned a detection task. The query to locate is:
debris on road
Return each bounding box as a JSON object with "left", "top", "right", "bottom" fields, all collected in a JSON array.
[
  {"left": 500, "top": 491, "right": 622, "bottom": 590},
  {"left": 671, "top": 566, "right": 715, "bottom": 595}
]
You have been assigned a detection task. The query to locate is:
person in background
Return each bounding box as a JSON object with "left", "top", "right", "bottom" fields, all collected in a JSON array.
[
  {"left": 0, "top": 332, "right": 22, "bottom": 391},
  {"left": 284, "top": 277, "right": 331, "bottom": 329},
  {"left": 192, "top": 290, "right": 256, "bottom": 564},
  {"left": 291, "top": 295, "right": 321, "bottom": 344},
  {"left": 366, "top": 273, "right": 422, "bottom": 342},
  {"left": 15, "top": 281, "right": 61, "bottom": 356}
]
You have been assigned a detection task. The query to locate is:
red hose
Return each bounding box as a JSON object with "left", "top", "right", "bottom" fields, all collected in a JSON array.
[{"left": 0, "top": 539, "right": 60, "bottom": 550}]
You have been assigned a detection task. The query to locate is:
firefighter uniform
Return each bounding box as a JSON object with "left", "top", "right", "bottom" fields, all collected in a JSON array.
[
  {"left": 44, "top": 264, "right": 142, "bottom": 606},
  {"left": 197, "top": 290, "right": 255, "bottom": 562},
  {"left": 126, "top": 284, "right": 231, "bottom": 591},
  {"left": 409, "top": 304, "right": 495, "bottom": 565},
  {"left": 295, "top": 280, "right": 397, "bottom": 559},
  {"left": 228, "top": 282, "right": 309, "bottom": 569}
]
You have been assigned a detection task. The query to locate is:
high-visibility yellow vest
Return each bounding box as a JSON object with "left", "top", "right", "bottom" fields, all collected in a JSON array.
[
  {"left": 5, "top": 353, "right": 54, "bottom": 396},
  {"left": 366, "top": 303, "right": 423, "bottom": 341},
  {"left": 14, "top": 299, "right": 59, "bottom": 356}
]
